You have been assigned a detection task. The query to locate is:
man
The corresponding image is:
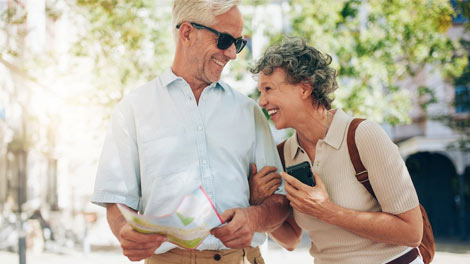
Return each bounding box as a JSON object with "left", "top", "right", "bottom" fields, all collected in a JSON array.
[{"left": 91, "top": 0, "right": 289, "bottom": 263}]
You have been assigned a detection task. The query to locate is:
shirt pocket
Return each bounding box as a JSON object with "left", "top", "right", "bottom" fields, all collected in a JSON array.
[{"left": 140, "top": 128, "right": 192, "bottom": 177}]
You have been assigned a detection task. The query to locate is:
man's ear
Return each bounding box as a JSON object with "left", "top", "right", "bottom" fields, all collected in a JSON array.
[
  {"left": 178, "top": 23, "right": 196, "bottom": 47},
  {"left": 300, "top": 81, "right": 313, "bottom": 99}
]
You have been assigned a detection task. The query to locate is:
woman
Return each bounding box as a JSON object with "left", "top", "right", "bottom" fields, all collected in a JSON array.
[{"left": 249, "top": 37, "right": 424, "bottom": 264}]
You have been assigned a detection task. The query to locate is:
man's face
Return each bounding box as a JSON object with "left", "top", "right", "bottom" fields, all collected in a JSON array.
[{"left": 189, "top": 7, "right": 243, "bottom": 85}]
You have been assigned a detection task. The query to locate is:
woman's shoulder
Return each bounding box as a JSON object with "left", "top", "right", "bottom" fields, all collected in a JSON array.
[
  {"left": 354, "top": 118, "right": 395, "bottom": 149},
  {"left": 355, "top": 119, "right": 383, "bottom": 133}
]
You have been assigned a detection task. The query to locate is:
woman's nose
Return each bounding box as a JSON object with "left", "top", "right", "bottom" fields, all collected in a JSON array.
[{"left": 258, "top": 92, "right": 267, "bottom": 107}]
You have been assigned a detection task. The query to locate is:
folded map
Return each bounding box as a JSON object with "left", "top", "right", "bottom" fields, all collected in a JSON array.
[{"left": 117, "top": 186, "right": 224, "bottom": 249}]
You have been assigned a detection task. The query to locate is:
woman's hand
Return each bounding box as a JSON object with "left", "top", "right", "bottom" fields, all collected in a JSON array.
[
  {"left": 249, "top": 164, "right": 282, "bottom": 205},
  {"left": 281, "top": 170, "right": 337, "bottom": 222},
  {"left": 281, "top": 170, "right": 423, "bottom": 247}
]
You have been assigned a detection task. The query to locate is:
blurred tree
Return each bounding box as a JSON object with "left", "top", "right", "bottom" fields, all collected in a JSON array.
[
  {"left": 442, "top": 0, "right": 470, "bottom": 153},
  {"left": 70, "top": 0, "right": 174, "bottom": 119},
  {"left": 0, "top": 2, "right": 65, "bottom": 259},
  {"left": 70, "top": 0, "right": 264, "bottom": 115},
  {"left": 262, "top": 0, "right": 467, "bottom": 125},
  {"left": 69, "top": 0, "right": 468, "bottom": 126},
  {"left": 0, "top": 0, "right": 63, "bottom": 211}
]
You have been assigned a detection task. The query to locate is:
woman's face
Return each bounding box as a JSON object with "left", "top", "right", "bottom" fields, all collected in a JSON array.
[{"left": 258, "top": 67, "right": 306, "bottom": 130}]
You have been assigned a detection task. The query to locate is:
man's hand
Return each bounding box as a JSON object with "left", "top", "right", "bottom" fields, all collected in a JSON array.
[
  {"left": 106, "top": 204, "right": 167, "bottom": 262},
  {"left": 210, "top": 207, "right": 256, "bottom": 248},
  {"left": 249, "top": 164, "right": 281, "bottom": 205},
  {"left": 118, "top": 224, "right": 167, "bottom": 261}
]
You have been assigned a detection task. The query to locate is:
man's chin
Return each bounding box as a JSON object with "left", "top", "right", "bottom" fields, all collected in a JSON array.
[
  {"left": 208, "top": 66, "right": 224, "bottom": 80},
  {"left": 209, "top": 74, "right": 223, "bottom": 83}
]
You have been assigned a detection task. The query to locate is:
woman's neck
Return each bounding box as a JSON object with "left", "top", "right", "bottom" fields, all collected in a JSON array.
[{"left": 295, "top": 108, "right": 333, "bottom": 152}]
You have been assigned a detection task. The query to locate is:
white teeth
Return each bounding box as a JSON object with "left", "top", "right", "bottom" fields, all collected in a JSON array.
[
  {"left": 213, "top": 59, "right": 225, "bottom": 66},
  {"left": 268, "top": 109, "right": 278, "bottom": 115}
]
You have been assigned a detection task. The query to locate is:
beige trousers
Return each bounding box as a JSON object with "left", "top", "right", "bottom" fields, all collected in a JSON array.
[{"left": 145, "top": 247, "right": 264, "bottom": 264}]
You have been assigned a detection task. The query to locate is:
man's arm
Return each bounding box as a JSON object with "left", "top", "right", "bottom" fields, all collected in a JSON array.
[
  {"left": 210, "top": 194, "right": 290, "bottom": 249},
  {"left": 106, "top": 204, "right": 167, "bottom": 261}
]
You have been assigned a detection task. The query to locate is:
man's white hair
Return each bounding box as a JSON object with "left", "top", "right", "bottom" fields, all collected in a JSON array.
[{"left": 172, "top": 0, "right": 240, "bottom": 43}]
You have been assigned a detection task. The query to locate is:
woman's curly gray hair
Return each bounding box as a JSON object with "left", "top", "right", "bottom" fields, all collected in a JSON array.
[{"left": 250, "top": 37, "right": 338, "bottom": 109}]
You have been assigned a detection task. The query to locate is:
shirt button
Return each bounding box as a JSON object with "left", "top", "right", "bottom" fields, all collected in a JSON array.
[
  {"left": 188, "top": 96, "right": 192, "bottom": 100},
  {"left": 198, "top": 126, "right": 203, "bottom": 131},
  {"left": 202, "top": 160, "right": 207, "bottom": 164}
]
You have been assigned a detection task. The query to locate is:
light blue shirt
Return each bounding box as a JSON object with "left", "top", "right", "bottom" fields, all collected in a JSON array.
[{"left": 91, "top": 68, "right": 283, "bottom": 253}]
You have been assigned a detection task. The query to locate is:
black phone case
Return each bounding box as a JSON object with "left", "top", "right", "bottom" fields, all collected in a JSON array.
[{"left": 286, "top": 161, "right": 315, "bottom": 186}]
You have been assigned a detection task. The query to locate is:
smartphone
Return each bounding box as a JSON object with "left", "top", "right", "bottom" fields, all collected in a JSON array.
[{"left": 286, "top": 161, "right": 315, "bottom": 187}]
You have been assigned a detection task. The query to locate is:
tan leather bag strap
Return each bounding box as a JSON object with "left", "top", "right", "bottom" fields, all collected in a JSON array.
[
  {"left": 347, "top": 118, "right": 376, "bottom": 199},
  {"left": 348, "top": 118, "right": 435, "bottom": 264},
  {"left": 277, "top": 140, "right": 287, "bottom": 171}
]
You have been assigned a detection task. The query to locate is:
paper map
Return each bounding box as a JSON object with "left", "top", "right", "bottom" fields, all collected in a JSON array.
[{"left": 117, "top": 186, "right": 224, "bottom": 249}]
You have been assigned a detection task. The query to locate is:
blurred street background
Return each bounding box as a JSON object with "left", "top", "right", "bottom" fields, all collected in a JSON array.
[{"left": 1, "top": 0, "right": 470, "bottom": 263}]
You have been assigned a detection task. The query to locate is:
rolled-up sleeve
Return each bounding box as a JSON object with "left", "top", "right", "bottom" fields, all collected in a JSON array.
[{"left": 91, "top": 100, "right": 141, "bottom": 210}]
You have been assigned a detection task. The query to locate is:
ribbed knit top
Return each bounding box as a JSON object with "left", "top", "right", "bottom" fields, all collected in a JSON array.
[{"left": 284, "top": 109, "right": 419, "bottom": 264}]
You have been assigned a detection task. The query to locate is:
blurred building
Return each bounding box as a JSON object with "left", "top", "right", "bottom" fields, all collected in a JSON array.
[
  {"left": 0, "top": 0, "right": 80, "bottom": 253},
  {"left": 1, "top": 0, "right": 123, "bottom": 253},
  {"left": 390, "top": 0, "right": 470, "bottom": 240}
]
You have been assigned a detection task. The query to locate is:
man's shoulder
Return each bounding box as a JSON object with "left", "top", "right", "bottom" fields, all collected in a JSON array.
[
  {"left": 128, "top": 78, "right": 160, "bottom": 99},
  {"left": 118, "top": 78, "right": 160, "bottom": 107},
  {"left": 218, "top": 80, "right": 257, "bottom": 106}
]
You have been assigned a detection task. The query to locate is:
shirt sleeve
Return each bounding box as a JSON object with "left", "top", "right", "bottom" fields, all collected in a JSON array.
[
  {"left": 253, "top": 104, "right": 286, "bottom": 195},
  {"left": 91, "top": 99, "right": 141, "bottom": 210},
  {"left": 355, "top": 120, "right": 419, "bottom": 214}
]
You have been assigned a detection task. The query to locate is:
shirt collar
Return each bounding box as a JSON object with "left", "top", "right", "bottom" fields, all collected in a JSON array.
[
  {"left": 160, "top": 68, "right": 226, "bottom": 91},
  {"left": 323, "top": 108, "right": 351, "bottom": 150},
  {"left": 288, "top": 131, "right": 303, "bottom": 161},
  {"left": 160, "top": 68, "right": 181, "bottom": 87},
  {"left": 288, "top": 108, "right": 352, "bottom": 160}
]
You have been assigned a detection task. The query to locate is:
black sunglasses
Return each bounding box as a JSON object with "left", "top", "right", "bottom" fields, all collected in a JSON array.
[{"left": 176, "top": 22, "right": 247, "bottom": 54}]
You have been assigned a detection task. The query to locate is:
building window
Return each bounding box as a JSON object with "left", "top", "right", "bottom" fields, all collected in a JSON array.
[
  {"left": 456, "top": 85, "right": 470, "bottom": 113},
  {"left": 452, "top": 0, "right": 470, "bottom": 24}
]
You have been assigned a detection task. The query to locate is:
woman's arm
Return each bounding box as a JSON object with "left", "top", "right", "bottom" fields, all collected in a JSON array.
[
  {"left": 282, "top": 172, "right": 423, "bottom": 247},
  {"left": 249, "top": 164, "right": 301, "bottom": 250},
  {"left": 325, "top": 203, "right": 422, "bottom": 247},
  {"left": 268, "top": 214, "right": 303, "bottom": 251}
]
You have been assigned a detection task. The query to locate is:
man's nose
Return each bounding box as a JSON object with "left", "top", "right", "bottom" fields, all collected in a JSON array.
[{"left": 223, "top": 43, "right": 237, "bottom": 60}]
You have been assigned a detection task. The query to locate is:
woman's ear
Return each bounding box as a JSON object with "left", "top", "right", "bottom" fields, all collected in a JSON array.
[{"left": 300, "top": 81, "right": 313, "bottom": 100}]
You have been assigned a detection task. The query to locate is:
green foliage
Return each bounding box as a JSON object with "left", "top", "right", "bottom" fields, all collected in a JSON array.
[
  {"left": 0, "top": 1, "right": 64, "bottom": 155},
  {"left": 446, "top": 0, "right": 470, "bottom": 153},
  {"left": 456, "top": 0, "right": 470, "bottom": 19},
  {"left": 71, "top": 0, "right": 174, "bottom": 113},
  {"left": 434, "top": 114, "right": 470, "bottom": 152},
  {"left": 69, "top": 0, "right": 467, "bottom": 128},
  {"left": 417, "top": 86, "right": 438, "bottom": 112},
  {"left": 262, "top": 0, "right": 466, "bottom": 125},
  {"left": 455, "top": 40, "right": 470, "bottom": 87}
]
